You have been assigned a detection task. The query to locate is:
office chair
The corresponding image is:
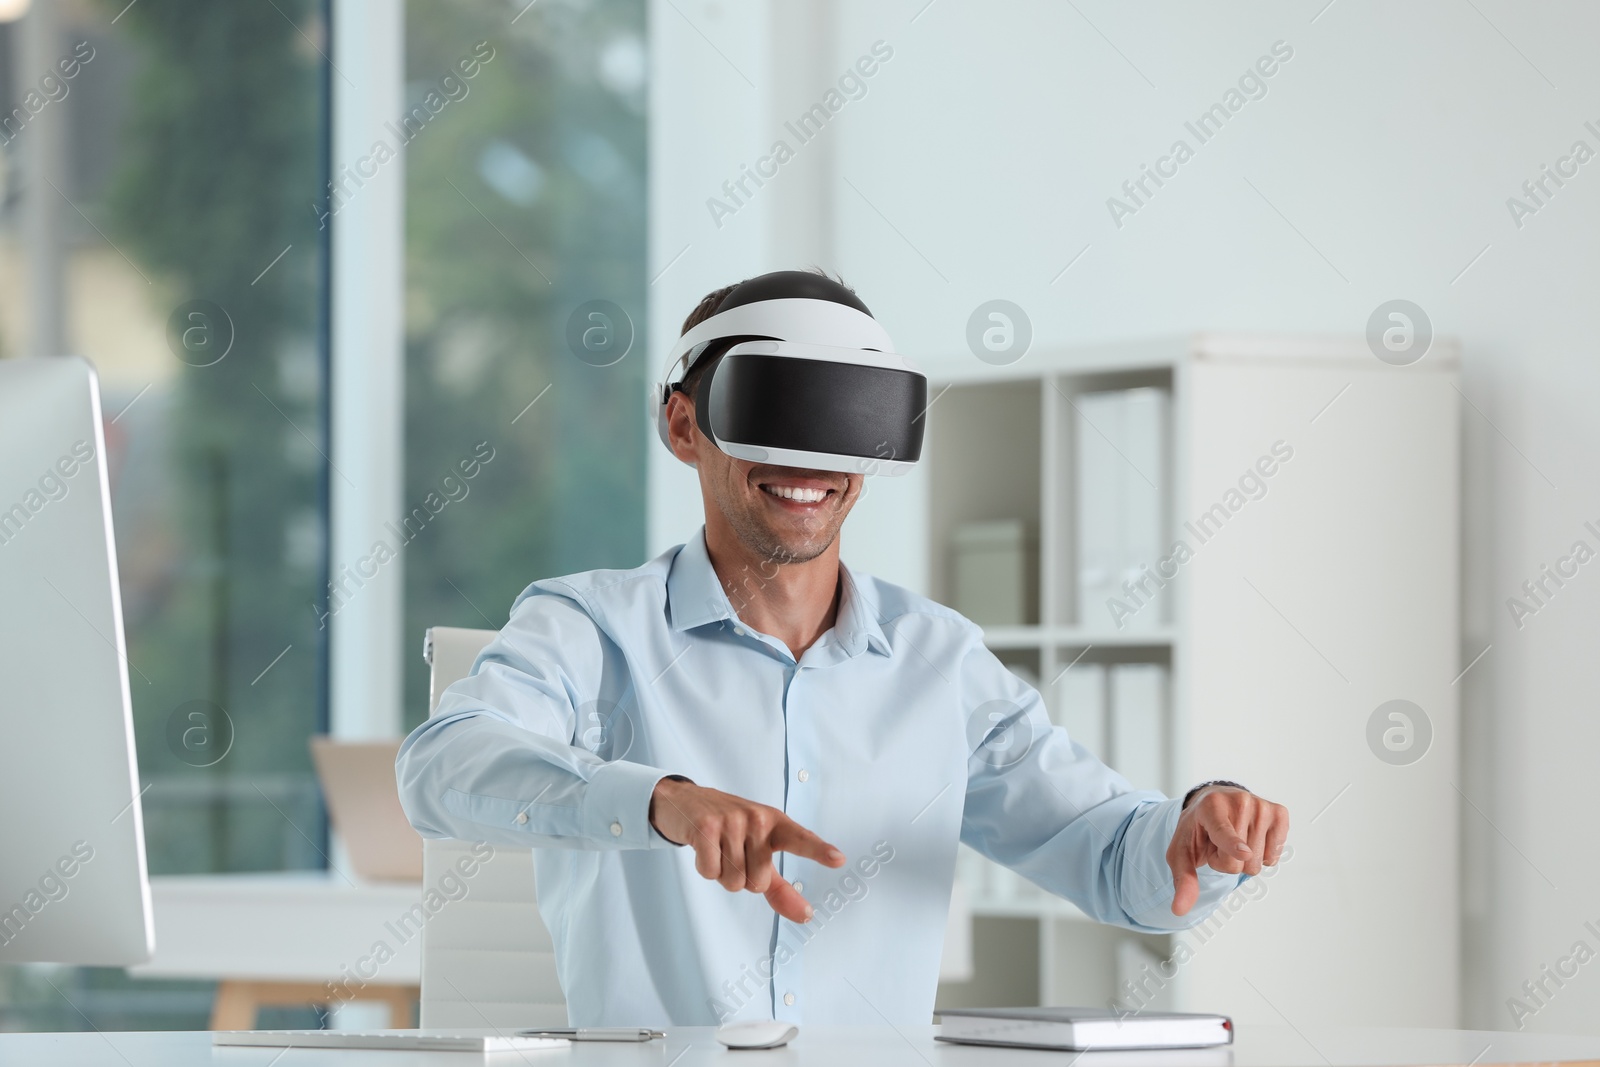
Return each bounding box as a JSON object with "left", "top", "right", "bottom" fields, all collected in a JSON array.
[{"left": 417, "top": 626, "right": 568, "bottom": 1028}]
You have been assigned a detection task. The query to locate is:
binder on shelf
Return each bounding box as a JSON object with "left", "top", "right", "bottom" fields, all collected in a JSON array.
[
  {"left": 1109, "top": 663, "right": 1168, "bottom": 793},
  {"left": 1120, "top": 387, "right": 1169, "bottom": 630},
  {"left": 1074, "top": 390, "right": 1122, "bottom": 630},
  {"left": 1054, "top": 662, "right": 1106, "bottom": 762},
  {"left": 1074, "top": 388, "right": 1169, "bottom": 632}
]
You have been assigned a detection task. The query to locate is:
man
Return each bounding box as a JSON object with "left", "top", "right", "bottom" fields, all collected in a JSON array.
[{"left": 396, "top": 269, "right": 1288, "bottom": 1027}]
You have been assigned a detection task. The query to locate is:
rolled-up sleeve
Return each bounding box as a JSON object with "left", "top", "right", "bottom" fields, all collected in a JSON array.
[
  {"left": 396, "top": 584, "right": 680, "bottom": 851},
  {"left": 958, "top": 637, "right": 1242, "bottom": 932}
]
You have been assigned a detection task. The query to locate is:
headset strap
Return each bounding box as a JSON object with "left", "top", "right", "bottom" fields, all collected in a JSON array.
[{"left": 658, "top": 298, "right": 894, "bottom": 390}]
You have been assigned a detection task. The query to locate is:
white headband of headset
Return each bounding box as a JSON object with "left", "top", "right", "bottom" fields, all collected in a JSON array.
[{"left": 658, "top": 297, "right": 896, "bottom": 390}]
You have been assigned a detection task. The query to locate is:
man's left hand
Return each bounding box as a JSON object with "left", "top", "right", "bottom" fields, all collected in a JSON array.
[{"left": 1166, "top": 786, "right": 1288, "bottom": 916}]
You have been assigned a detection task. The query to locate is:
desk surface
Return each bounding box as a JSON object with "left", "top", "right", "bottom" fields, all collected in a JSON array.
[{"left": 3, "top": 1025, "right": 1599, "bottom": 1066}]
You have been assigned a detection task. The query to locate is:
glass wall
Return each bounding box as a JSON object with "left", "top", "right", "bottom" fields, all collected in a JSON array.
[
  {"left": 0, "top": 0, "right": 649, "bottom": 1032},
  {"left": 401, "top": 0, "right": 649, "bottom": 727},
  {"left": 0, "top": 0, "right": 329, "bottom": 1031}
]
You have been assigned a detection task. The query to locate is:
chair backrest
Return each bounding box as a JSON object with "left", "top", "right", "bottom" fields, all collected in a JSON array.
[{"left": 418, "top": 626, "right": 568, "bottom": 1029}]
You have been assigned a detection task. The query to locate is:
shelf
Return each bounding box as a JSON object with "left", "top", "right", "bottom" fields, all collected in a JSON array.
[
  {"left": 979, "top": 625, "right": 1177, "bottom": 650},
  {"left": 926, "top": 343, "right": 1461, "bottom": 1015},
  {"left": 921, "top": 337, "right": 1187, "bottom": 385}
]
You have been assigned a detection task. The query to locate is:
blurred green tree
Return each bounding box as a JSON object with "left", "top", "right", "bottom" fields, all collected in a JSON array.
[
  {"left": 399, "top": 0, "right": 648, "bottom": 727},
  {"left": 99, "top": 0, "right": 327, "bottom": 874}
]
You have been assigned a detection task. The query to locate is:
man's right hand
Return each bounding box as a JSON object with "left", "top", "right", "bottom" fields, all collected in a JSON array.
[{"left": 648, "top": 776, "right": 845, "bottom": 924}]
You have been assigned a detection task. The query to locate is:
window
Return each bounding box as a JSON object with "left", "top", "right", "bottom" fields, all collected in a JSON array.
[
  {"left": 0, "top": 0, "right": 650, "bottom": 1032},
  {"left": 0, "top": 0, "right": 329, "bottom": 1030},
  {"left": 400, "top": 0, "right": 649, "bottom": 727}
]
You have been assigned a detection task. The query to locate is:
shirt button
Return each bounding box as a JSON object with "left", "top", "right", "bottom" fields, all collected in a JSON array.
[
  {"left": 610, "top": 821, "right": 623, "bottom": 837},
  {"left": 515, "top": 811, "right": 528, "bottom": 825},
  {"left": 783, "top": 992, "right": 796, "bottom": 1006},
  {"left": 792, "top": 881, "right": 804, "bottom": 893},
  {"left": 797, "top": 769, "right": 810, "bottom": 783},
  {"left": 733, "top": 627, "right": 746, "bottom": 637}
]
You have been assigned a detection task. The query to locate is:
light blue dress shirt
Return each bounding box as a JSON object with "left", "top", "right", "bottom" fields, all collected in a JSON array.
[{"left": 396, "top": 528, "right": 1242, "bottom": 1027}]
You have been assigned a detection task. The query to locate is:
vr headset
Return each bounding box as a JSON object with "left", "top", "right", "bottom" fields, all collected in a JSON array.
[{"left": 654, "top": 272, "right": 928, "bottom": 476}]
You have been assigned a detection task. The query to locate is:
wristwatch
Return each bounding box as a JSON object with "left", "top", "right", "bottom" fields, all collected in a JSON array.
[{"left": 1183, "top": 779, "right": 1247, "bottom": 808}]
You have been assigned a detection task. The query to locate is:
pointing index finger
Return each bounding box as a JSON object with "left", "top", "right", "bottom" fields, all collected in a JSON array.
[{"left": 770, "top": 818, "right": 846, "bottom": 867}]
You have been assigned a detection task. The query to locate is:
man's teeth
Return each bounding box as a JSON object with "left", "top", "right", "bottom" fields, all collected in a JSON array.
[{"left": 762, "top": 484, "right": 828, "bottom": 503}]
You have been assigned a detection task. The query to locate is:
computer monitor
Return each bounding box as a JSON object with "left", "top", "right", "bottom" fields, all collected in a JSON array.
[{"left": 0, "top": 356, "right": 153, "bottom": 965}]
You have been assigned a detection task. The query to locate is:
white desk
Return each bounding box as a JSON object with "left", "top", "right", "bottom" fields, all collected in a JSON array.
[
  {"left": 3, "top": 1026, "right": 1599, "bottom": 1066},
  {"left": 128, "top": 872, "right": 423, "bottom": 1028}
]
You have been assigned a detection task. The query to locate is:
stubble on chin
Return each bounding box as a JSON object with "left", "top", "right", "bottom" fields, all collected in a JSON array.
[
  {"left": 726, "top": 502, "right": 836, "bottom": 565},
  {"left": 720, "top": 486, "right": 847, "bottom": 565}
]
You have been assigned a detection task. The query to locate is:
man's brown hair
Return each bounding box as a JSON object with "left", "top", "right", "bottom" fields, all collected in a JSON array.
[{"left": 675, "top": 269, "right": 856, "bottom": 397}]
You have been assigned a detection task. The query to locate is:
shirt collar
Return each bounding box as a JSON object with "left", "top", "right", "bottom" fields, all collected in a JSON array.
[
  {"left": 666, "top": 527, "right": 892, "bottom": 658},
  {"left": 666, "top": 528, "right": 736, "bottom": 632},
  {"left": 837, "top": 563, "right": 892, "bottom": 658}
]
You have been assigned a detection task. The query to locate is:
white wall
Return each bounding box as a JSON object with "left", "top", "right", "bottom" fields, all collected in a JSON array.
[
  {"left": 646, "top": 0, "right": 769, "bottom": 558},
  {"left": 646, "top": 0, "right": 927, "bottom": 591},
  {"left": 650, "top": 0, "right": 1600, "bottom": 1031}
]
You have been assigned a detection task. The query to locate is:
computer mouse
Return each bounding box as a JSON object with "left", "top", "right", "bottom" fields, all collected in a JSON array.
[{"left": 714, "top": 1020, "right": 799, "bottom": 1049}]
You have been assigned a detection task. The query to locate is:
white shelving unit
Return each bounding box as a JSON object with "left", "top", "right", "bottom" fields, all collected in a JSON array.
[{"left": 923, "top": 334, "right": 1460, "bottom": 1026}]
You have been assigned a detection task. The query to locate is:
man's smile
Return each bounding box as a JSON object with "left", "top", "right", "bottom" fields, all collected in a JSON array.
[{"left": 754, "top": 474, "right": 843, "bottom": 512}]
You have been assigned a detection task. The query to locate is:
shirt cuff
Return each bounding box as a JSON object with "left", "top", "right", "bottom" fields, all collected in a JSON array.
[
  {"left": 584, "top": 759, "right": 678, "bottom": 849},
  {"left": 1123, "top": 796, "right": 1246, "bottom": 924}
]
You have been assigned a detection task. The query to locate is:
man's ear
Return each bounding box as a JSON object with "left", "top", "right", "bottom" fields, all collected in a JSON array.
[{"left": 665, "top": 391, "right": 700, "bottom": 468}]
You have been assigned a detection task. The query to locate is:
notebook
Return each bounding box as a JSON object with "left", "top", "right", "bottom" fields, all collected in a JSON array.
[
  {"left": 936, "top": 1006, "right": 1233, "bottom": 1051},
  {"left": 213, "top": 1030, "right": 569, "bottom": 1053}
]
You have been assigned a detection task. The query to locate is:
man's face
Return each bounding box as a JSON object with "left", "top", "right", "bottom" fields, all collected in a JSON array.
[{"left": 666, "top": 393, "right": 863, "bottom": 563}]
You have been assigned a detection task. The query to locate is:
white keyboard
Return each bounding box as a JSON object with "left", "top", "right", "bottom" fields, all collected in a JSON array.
[{"left": 213, "top": 1029, "right": 570, "bottom": 1052}]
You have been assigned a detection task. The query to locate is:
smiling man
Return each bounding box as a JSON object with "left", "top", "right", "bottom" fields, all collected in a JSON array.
[{"left": 396, "top": 269, "right": 1288, "bottom": 1028}]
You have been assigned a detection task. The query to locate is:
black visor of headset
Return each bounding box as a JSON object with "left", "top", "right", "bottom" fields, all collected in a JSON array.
[
  {"left": 692, "top": 341, "right": 926, "bottom": 474},
  {"left": 655, "top": 298, "right": 927, "bottom": 477}
]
